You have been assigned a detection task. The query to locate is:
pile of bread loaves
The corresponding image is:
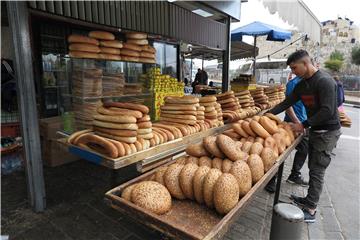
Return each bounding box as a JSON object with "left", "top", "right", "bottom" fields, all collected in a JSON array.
[
  {"left": 67, "top": 30, "right": 156, "bottom": 64},
  {"left": 120, "top": 113, "right": 297, "bottom": 215}
]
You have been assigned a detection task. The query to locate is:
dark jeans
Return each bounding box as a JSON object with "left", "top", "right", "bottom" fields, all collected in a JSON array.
[
  {"left": 289, "top": 136, "right": 309, "bottom": 177},
  {"left": 305, "top": 129, "right": 341, "bottom": 209}
]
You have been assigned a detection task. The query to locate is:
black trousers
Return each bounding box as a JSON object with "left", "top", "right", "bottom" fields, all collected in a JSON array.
[{"left": 289, "top": 136, "right": 309, "bottom": 177}]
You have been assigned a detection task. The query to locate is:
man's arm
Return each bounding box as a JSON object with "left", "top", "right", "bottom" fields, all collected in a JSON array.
[
  {"left": 285, "top": 106, "right": 301, "bottom": 123},
  {"left": 302, "top": 78, "right": 337, "bottom": 127},
  {"left": 269, "top": 92, "right": 300, "bottom": 115}
]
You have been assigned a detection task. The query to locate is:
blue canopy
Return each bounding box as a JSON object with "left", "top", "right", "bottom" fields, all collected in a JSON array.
[{"left": 231, "top": 21, "right": 292, "bottom": 42}]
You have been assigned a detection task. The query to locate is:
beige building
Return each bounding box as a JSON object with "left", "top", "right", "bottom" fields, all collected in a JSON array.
[{"left": 322, "top": 17, "right": 360, "bottom": 44}]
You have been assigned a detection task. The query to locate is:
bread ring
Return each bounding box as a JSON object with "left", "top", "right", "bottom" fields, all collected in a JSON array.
[
  {"left": 137, "top": 121, "right": 152, "bottom": 129},
  {"left": 68, "top": 129, "right": 93, "bottom": 144},
  {"left": 97, "top": 106, "right": 143, "bottom": 119},
  {"left": 139, "top": 51, "right": 155, "bottom": 58},
  {"left": 250, "top": 120, "right": 271, "bottom": 138},
  {"left": 137, "top": 132, "right": 154, "bottom": 140},
  {"left": 122, "top": 142, "right": 132, "bottom": 155},
  {"left": 93, "top": 120, "right": 138, "bottom": 130},
  {"left": 160, "top": 114, "right": 197, "bottom": 121},
  {"left": 137, "top": 115, "right": 151, "bottom": 122},
  {"left": 99, "top": 40, "right": 123, "bottom": 48},
  {"left": 199, "top": 102, "right": 217, "bottom": 107},
  {"left": 160, "top": 117, "right": 196, "bottom": 125},
  {"left": 241, "top": 121, "right": 256, "bottom": 137},
  {"left": 121, "top": 48, "right": 141, "bottom": 57},
  {"left": 165, "top": 96, "right": 199, "bottom": 104},
  {"left": 255, "top": 137, "right": 264, "bottom": 145},
  {"left": 89, "top": 31, "right": 115, "bottom": 40},
  {"left": 137, "top": 128, "right": 152, "bottom": 134},
  {"left": 129, "top": 143, "right": 137, "bottom": 154},
  {"left": 152, "top": 124, "right": 182, "bottom": 139},
  {"left": 160, "top": 104, "right": 197, "bottom": 111},
  {"left": 199, "top": 96, "right": 217, "bottom": 103},
  {"left": 203, "top": 136, "right": 225, "bottom": 158},
  {"left": 265, "top": 113, "right": 283, "bottom": 125},
  {"left": 94, "top": 126, "right": 137, "bottom": 137},
  {"left": 141, "top": 45, "right": 156, "bottom": 53},
  {"left": 264, "top": 136, "right": 277, "bottom": 149},
  {"left": 121, "top": 55, "right": 139, "bottom": 62},
  {"left": 103, "top": 102, "right": 149, "bottom": 114},
  {"left": 95, "top": 131, "right": 137, "bottom": 144},
  {"left": 122, "top": 43, "right": 142, "bottom": 51},
  {"left": 99, "top": 47, "right": 121, "bottom": 55},
  {"left": 218, "top": 98, "right": 235, "bottom": 105},
  {"left": 185, "top": 142, "right": 210, "bottom": 157},
  {"left": 134, "top": 140, "right": 143, "bottom": 152},
  {"left": 153, "top": 128, "right": 167, "bottom": 142},
  {"left": 106, "top": 138, "right": 126, "bottom": 157},
  {"left": 98, "top": 53, "right": 122, "bottom": 61},
  {"left": 160, "top": 110, "right": 197, "bottom": 115},
  {"left": 232, "top": 122, "right": 249, "bottom": 138},
  {"left": 127, "top": 39, "right": 148, "bottom": 45},
  {"left": 76, "top": 134, "right": 118, "bottom": 158},
  {"left": 94, "top": 114, "right": 137, "bottom": 123},
  {"left": 259, "top": 116, "right": 279, "bottom": 135},
  {"left": 273, "top": 133, "right": 286, "bottom": 154},
  {"left": 68, "top": 35, "right": 99, "bottom": 45},
  {"left": 153, "top": 128, "right": 173, "bottom": 141},
  {"left": 126, "top": 32, "right": 148, "bottom": 39},
  {"left": 69, "top": 43, "right": 101, "bottom": 53},
  {"left": 216, "top": 134, "right": 247, "bottom": 161}
]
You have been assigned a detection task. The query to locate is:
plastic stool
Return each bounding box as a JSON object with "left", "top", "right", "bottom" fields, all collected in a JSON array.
[{"left": 270, "top": 203, "right": 304, "bottom": 240}]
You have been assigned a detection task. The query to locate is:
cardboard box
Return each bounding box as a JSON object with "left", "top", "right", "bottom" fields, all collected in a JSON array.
[
  {"left": 41, "top": 138, "right": 79, "bottom": 167},
  {"left": 39, "top": 116, "right": 63, "bottom": 140}
]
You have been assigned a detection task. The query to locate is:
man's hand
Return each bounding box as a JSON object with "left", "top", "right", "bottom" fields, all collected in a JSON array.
[{"left": 290, "top": 123, "right": 304, "bottom": 133}]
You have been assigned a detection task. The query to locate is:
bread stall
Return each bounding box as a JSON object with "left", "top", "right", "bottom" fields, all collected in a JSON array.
[{"left": 102, "top": 112, "right": 303, "bottom": 239}]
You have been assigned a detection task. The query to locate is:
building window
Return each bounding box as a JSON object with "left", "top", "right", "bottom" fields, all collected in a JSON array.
[
  {"left": 351, "top": 38, "right": 356, "bottom": 43},
  {"left": 339, "top": 32, "right": 343, "bottom": 37},
  {"left": 344, "top": 32, "right": 348, "bottom": 37},
  {"left": 154, "top": 42, "right": 178, "bottom": 78}
]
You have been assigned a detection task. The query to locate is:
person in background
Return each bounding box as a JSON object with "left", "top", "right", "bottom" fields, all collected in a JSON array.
[
  {"left": 202, "top": 69, "right": 209, "bottom": 85},
  {"left": 268, "top": 50, "right": 341, "bottom": 223},
  {"left": 266, "top": 72, "right": 309, "bottom": 193},
  {"left": 269, "top": 78, "right": 275, "bottom": 84},
  {"left": 184, "top": 78, "right": 189, "bottom": 86},
  {"left": 209, "top": 81, "right": 214, "bottom": 87},
  {"left": 194, "top": 69, "right": 202, "bottom": 83},
  {"left": 191, "top": 78, "right": 199, "bottom": 94},
  {"left": 334, "top": 75, "right": 345, "bottom": 112}
]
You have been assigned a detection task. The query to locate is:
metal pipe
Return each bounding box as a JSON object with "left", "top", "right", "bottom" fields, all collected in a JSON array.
[{"left": 222, "top": 16, "right": 231, "bottom": 92}]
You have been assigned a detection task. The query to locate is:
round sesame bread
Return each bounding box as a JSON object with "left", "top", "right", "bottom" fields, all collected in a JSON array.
[
  {"left": 198, "top": 156, "right": 212, "bottom": 168},
  {"left": 250, "top": 142, "right": 263, "bottom": 155},
  {"left": 179, "top": 163, "right": 199, "bottom": 200},
  {"left": 131, "top": 181, "right": 172, "bottom": 215},
  {"left": 164, "top": 164, "right": 186, "bottom": 199},
  {"left": 213, "top": 173, "right": 239, "bottom": 214},
  {"left": 203, "top": 169, "right": 222, "bottom": 208},
  {"left": 222, "top": 159, "right": 233, "bottom": 173},
  {"left": 212, "top": 157, "right": 223, "bottom": 170},
  {"left": 241, "top": 141, "right": 253, "bottom": 154},
  {"left": 230, "top": 160, "right": 252, "bottom": 197},
  {"left": 121, "top": 183, "right": 139, "bottom": 201},
  {"left": 175, "top": 156, "right": 187, "bottom": 165},
  {"left": 155, "top": 166, "right": 168, "bottom": 185},
  {"left": 247, "top": 154, "right": 265, "bottom": 184},
  {"left": 185, "top": 156, "right": 199, "bottom": 165},
  {"left": 193, "top": 166, "right": 211, "bottom": 204},
  {"left": 216, "top": 134, "right": 247, "bottom": 161},
  {"left": 232, "top": 122, "right": 249, "bottom": 138},
  {"left": 203, "top": 136, "right": 225, "bottom": 158},
  {"left": 255, "top": 137, "right": 264, "bottom": 145},
  {"left": 250, "top": 120, "right": 271, "bottom": 139},
  {"left": 185, "top": 142, "right": 210, "bottom": 157},
  {"left": 261, "top": 147, "right": 277, "bottom": 172}
]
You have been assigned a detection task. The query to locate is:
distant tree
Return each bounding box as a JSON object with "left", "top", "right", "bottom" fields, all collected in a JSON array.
[
  {"left": 325, "top": 50, "right": 344, "bottom": 72},
  {"left": 351, "top": 46, "right": 360, "bottom": 65}
]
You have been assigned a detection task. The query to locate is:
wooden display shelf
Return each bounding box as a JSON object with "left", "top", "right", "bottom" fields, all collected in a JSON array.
[
  {"left": 104, "top": 136, "right": 303, "bottom": 240},
  {"left": 66, "top": 124, "right": 232, "bottom": 170}
]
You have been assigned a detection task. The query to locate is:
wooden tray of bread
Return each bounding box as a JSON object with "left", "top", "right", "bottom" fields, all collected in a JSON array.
[
  {"left": 104, "top": 135, "right": 303, "bottom": 240},
  {"left": 66, "top": 124, "right": 231, "bottom": 169}
]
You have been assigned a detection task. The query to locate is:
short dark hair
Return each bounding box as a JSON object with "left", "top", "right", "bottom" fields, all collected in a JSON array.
[{"left": 286, "top": 50, "right": 310, "bottom": 65}]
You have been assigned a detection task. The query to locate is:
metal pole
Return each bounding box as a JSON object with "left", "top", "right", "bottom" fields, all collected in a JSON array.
[
  {"left": 7, "top": 1, "right": 46, "bottom": 212},
  {"left": 273, "top": 162, "right": 284, "bottom": 206},
  {"left": 253, "top": 36, "right": 257, "bottom": 81},
  {"left": 190, "top": 58, "right": 193, "bottom": 82},
  {"left": 222, "top": 16, "right": 231, "bottom": 92}
]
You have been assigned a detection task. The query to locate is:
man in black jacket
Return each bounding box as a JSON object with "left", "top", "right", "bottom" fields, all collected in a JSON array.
[{"left": 269, "top": 50, "right": 341, "bottom": 223}]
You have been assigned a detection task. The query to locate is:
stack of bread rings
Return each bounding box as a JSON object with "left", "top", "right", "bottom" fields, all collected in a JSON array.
[
  {"left": 72, "top": 67, "right": 103, "bottom": 98},
  {"left": 73, "top": 100, "right": 102, "bottom": 130},
  {"left": 199, "top": 96, "right": 223, "bottom": 128},
  {"left": 250, "top": 87, "right": 270, "bottom": 110},
  {"left": 90, "top": 31, "right": 122, "bottom": 61},
  {"left": 124, "top": 32, "right": 156, "bottom": 64},
  {"left": 102, "top": 72, "right": 125, "bottom": 97}
]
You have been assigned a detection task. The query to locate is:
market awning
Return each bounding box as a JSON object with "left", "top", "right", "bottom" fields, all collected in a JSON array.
[
  {"left": 184, "top": 41, "right": 258, "bottom": 61},
  {"left": 231, "top": 41, "right": 258, "bottom": 61}
]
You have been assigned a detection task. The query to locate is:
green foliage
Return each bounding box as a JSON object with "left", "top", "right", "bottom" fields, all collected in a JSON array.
[
  {"left": 351, "top": 46, "right": 360, "bottom": 65},
  {"left": 330, "top": 50, "right": 344, "bottom": 61},
  {"left": 324, "top": 59, "right": 343, "bottom": 72}
]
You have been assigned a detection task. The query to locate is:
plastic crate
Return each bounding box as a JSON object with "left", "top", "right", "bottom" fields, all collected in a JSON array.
[{"left": 1, "top": 122, "right": 21, "bottom": 138}]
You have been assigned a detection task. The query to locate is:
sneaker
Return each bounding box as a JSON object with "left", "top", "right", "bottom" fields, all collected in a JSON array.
[
  {"left": 290, "top": 194, "right": 308, "bottom": 207},
  {"left": 303, "top": 208, "right": 316, "bottom": 223},
  {"left": 287, "top": 174, "right": 309, "bottom": 187}
]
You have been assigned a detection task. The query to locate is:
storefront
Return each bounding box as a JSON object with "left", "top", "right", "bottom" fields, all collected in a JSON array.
[{"left": 4, "top": 1, "right": 306, "bottom": 239}]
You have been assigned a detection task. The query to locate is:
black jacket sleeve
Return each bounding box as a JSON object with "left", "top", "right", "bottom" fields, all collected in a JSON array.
[{"left": 269, "top": 90, "right": 300, "bottom": 115}]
